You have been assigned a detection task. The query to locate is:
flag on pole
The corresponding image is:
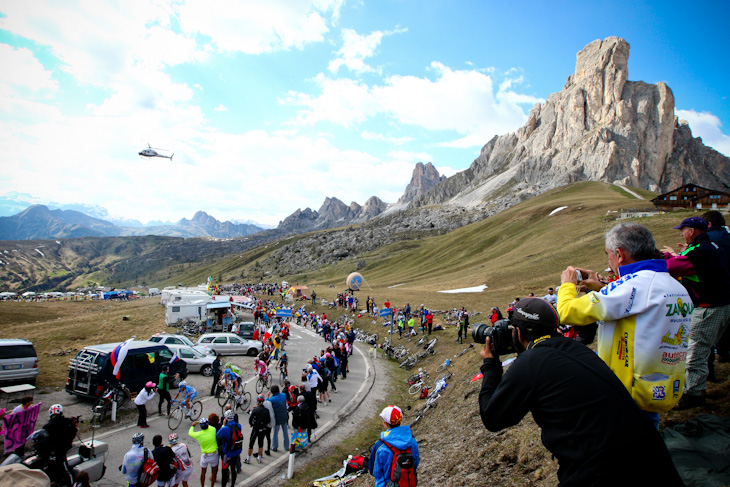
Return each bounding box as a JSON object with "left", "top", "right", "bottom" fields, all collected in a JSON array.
[
  {"left": 111, "top": 337, "right": 134, "bottom": 379},
  {"left": 170, "top": 353, "right": 180, "bottom": 364},
  {"left": 263, "top": 326, "right": 274, "bottom": 343}
]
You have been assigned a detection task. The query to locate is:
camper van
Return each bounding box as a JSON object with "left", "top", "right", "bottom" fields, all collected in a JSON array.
[
  {"left": 165, "top": 299, "right": 210, "bottom": 327},
  {"left": 65, "top": 341, "right": 187, "bottom": 399},
  {"left": 161, "top": 289, "right": 210, "bottom": 306}
]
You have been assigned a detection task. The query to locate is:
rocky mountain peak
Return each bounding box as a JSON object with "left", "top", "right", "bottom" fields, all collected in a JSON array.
[
  {"left": 411, "top": 36, "right": 730, "bottom": 209},
  {"left": 398, "top": 162, "right": 446, "bottom": 205}
]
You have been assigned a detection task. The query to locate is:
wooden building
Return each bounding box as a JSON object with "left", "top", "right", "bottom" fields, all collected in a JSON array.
[{"left": 651, "top": 184, "right": 730, "bottom": 211}]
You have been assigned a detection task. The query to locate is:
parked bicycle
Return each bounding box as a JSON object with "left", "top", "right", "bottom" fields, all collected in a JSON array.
[
  {"left": 435, "top": 358, "right": 454, "bottom": 373},
  {"left": 410, "top": 393, "right": 440, "bottom": 426},
  {"left": 408, "top": 374, "right": 431, "bottom": 395},
  {"left": 168, "top": 398, "right": 203, "bottom": 430},
  {"left": 90, "top": 382, "right": 130, "bottom": 419}
]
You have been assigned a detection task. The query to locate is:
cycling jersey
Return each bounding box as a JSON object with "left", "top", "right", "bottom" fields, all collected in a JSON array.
[
  {"left": 183, "top": 386, "right": 197, "bottom": 401},
  {"left": 254, "top": 361, "right": 268, "bottom": 376}
]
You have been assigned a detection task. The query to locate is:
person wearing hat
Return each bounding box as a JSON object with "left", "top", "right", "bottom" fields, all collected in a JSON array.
[
  {"left": 134, "top": 381, "right": 157, "bottom": 428},
  {"left": 700, "top": 210, "right": 730, "bottom": 366},
  {"left": 557, "top": 222, "right": 692, "bottom": 420},
  {"left": 369, "top": 405, "right": 419, "bottom": 487},
  {"left": 168, "top": 433, "right": 193, "bottom": 487},
  {"left": 662, "top": 216, "right": 730, "bottom": 409},
  {"left": 189, "top": 418, "right": 218, "bottom": 487},
  {"left": 216, "top": 410, "right": 243, "bottom": 487},
  {"left": 41, "top": 404, "right": 78, "bottom": 485},
  {"left": 479, "top": 297, "right": 684, "bottom": 485},
  {"left": 245, "top": 395, "right": 270, "bottom": 464}
]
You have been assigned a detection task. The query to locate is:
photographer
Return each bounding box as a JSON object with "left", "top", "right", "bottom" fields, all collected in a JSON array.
[
  {"left": 477, "top": 298, "right": 684, "bottom": 486},
  {"left": 557, "top": 222, "right": 692, "bottom": 420}
]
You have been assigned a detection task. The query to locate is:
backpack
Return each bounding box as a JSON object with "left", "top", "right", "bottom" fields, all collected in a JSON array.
[
  {"left": 419, "top": 387, "right": 429, "bottom": 400},
  {"left": 345, "top": 454, "right": 368, "bottom": 474},
  {"left": 138, "top": 448, "right": 160, "bottom": 487},
  {"left": 383, "top": 441, "right": 417, "bottom": 487},
  {"left": 231, "top": 424, "right": 243, "bottom": 452}
]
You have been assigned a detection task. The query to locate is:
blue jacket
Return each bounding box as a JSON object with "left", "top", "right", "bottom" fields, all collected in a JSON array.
[
  {"left": 216, "top": 422, "right": 243, "bottom": 458},
  {"left": 370, "top": 425, "right": 419, "bottom": 487},
  {"left": 268, "top": 393, "right": 289, "bottom": 425}
]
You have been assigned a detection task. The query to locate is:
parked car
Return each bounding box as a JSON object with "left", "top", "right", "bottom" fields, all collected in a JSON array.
[
  {"left": 0, "top": 339, "right": 39, "bottom": 385},
  {"left": 148, "top": 333, "right": 214, "bottom": 356},
  {"left": 233, "top": 322, "right": 255, "bottom": 340},
  {"left": 66, "top": 341, "right": 187, "bottom": 399},
  {"left": 166, "top": 344, "right": 216, "bottom": 377},
  {"left": 197, "top": 333, "right": 262, "bottom": 356}
]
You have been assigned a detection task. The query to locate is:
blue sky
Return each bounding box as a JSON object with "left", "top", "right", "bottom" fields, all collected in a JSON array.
[{"left": 1, "top": 0, "right": 728, "bottom": 226}]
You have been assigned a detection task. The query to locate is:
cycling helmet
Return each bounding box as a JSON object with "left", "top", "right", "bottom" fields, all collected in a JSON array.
[
  {"left": 178, "top": 380, "right": 188, "bottom": 391},
  {"left": 224, "top": 368, "right": 232, "bottom": 376},
  {"left": 49, "top": 404, "right": 63, "bottom": 416},
  {"left": 224, "top": 410, "right": 234, "bottom": 420},
  {"left": 145, "top": 381, "right": 156, "bottom": 389},
  {"left": 168, "top": 433, "right": 179, "bottom": 445},
  {"left": 281, "top": 352, "right": 286, "bottom": 356},
  {"left": 199, "top": 417, "right": 209, "bottom": 429},
  {"left": 29, "top": 429, "right": 49, "bottom": 444},
  {"left": 132, "top": 432, "right": 144, "bottom": 445}
]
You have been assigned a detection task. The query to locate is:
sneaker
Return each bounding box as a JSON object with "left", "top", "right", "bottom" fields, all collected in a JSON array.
[
  {"left": 256, "top": 456, "right": 262, "bottom": 464},
  {"left": 243, "top": 458, "right": 251, "bottom": 464},
  {"left": 272, "top": 448, "right": 278, "bottom": 452},
  {"left": 265, "top": 450, "right": 271, "bottom": 456}
]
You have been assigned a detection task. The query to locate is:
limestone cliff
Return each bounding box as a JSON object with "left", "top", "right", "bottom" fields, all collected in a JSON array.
[{"left": 413, "top": 37, "right": 730, "bottom": 208}]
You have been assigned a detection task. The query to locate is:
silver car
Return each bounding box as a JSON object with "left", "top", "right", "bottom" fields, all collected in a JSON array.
[
  {"left": 0, "top": 339, "right": 39, "bottom": 385},
  {"left": 149, "top": 333, "right": 214, "bottom": 356},
  {"left": 197, "top": 333, "right": 262, "bottom": 356},
  {"left": 165, "top": 344, "right": 216, "bottom": 377}
]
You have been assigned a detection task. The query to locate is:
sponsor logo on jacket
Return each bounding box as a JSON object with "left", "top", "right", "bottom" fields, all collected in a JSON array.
[
  {"left": 617, "top": 332, "right": 630, "bottom": 367},
  {"left": 665, "top": 298, "right": 693, "bottom": 318}
]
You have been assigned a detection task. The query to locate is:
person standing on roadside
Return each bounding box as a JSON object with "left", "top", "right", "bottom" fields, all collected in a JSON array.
[
  {"left": 168, "top": 433, "right": 193, "bottom": 487},
  {"left": 268, "top": 385, "right": 289, "bottom": 452},
  {"left": 135, "top": 382, "right": 156, "bottom": 428},
  {"left": 211, "top": 353, "right": 223, "bottom": 396},
  {"left": 426, "top": 310, "right": 434, "bottom": 335},
  {"left": 121, "top": 433, "right": 147, "bottom": 487},
  {"left": 151, "top": 434, "right": 176, "bottom": 487},
  {"left": 216, "top": 410, "right": 243, "bottom": 487},
  {"left": 188, "top": 418, "right": 218, "bottom": 487},
  {"left": 662, "top": 216, "right": 730, "bottom": 409},
  {"left": 158, "top": 365, "right": 172, "bottom": 416},
  {"left": 245, "top": 396, "right": 269, "bottom": 464}
]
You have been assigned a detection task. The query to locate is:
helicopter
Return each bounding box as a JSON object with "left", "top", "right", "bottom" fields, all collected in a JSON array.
[{"left": 138, "top": 143, "right": 173, "bottom": 160}]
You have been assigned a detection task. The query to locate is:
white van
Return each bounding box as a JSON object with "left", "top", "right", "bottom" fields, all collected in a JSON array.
[{"left": 0, "top": 339, "right": 39, "bottom": 385}]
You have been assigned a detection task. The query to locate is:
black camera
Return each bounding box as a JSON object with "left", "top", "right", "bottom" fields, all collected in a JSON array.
[{"left": 472, "top": 319, "right": 515, "bottom": 356}]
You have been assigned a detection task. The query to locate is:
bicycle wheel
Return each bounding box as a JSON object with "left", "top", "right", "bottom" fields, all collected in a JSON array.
[
  {"left": 436, "top": 372, "right": 451, "bottom": 384},
  {"left": 190, "top": 401, "right": 203, "bottom": 420},
  {"left": 408, "top": 383, "right": 423, "bottom": 395},
  {"left": 114, "top": 387, "right": 130, "bottom": 408},
  {"left": 435, "top": 363, "right": 446, "bottom": 373},
  {"left": 239, "top": 392, "right": 252, "bottom": 412},
  {"left": 256, "top": 377, "right": 264, "bottom": 394},
  {"left": 168, "top": 407, "right": 183, "bottom": 430},
  {"left": 217, "top": 388, "right": 229, "bottom": 407},
  {"left": 265, "top": 373, "right": 272, "bottom": 389},
  {"left": 279, "top": 370, "right": 286, "bottom": 387}
]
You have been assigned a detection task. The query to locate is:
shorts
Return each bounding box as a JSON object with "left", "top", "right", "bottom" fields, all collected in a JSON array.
[
  {"left": 187, "top": 392, "right": 198, "bottom": 402},
  {"left": 200, "top": 450, "right": 219, "bottom": 468},
  {"left": 174, "top": 466, "right": 193, "bottom": 484},
  {"left": 318, "top": 378, "right": 328, "bottom": 393}
]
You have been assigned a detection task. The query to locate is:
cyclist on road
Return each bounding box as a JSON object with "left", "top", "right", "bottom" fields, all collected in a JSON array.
[
  {"left": 223, "top": 367, "right": 242, "bottom": 396},
  {"left": 173, "top": 381, "right": 197, "bottom": 417},
  {"left": 254, "top": 357, "right": 268, "bottom": 381},
  {"left": 278, "top": 352, "right": 288, "bottom": 378}
]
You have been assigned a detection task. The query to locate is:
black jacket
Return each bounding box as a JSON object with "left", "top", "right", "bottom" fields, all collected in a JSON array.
[{"left": 479, "top": 336, "right": 684, "bottom": 486}]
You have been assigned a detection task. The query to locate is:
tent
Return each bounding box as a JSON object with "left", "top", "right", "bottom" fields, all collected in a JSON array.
[{"left": 287, "top": 286, "right": 309, "bottom": 298}]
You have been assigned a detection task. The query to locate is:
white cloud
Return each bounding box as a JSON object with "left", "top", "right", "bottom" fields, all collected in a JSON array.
[
  {"left": 214, "top": 104, "right": 228, "bottom": 112},
  {"left": 361, "top": 130, "right": 413, "bottom": 145},
  {"left": 0, "top": 44, "right": 58, "bottom": 97},
  {"left": 286, "top": 61, "right": 539, "bottom": 147},
  {"left": 676, "top": 109, "right": 730, "bottom": 157},
  {"left": 177, "top": 0, "right": 343, "bottom": 54}
]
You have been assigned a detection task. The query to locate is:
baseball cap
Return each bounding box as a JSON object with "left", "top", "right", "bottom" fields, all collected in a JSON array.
[
  {"left": 511, "top": 298, "right": 560, "bottom": 330},
  {"left": 672, "top": 216, "right": 708, "bottom": 231},
  {"left": 379, "top": 405, "right": 403, "bottom": 426}
]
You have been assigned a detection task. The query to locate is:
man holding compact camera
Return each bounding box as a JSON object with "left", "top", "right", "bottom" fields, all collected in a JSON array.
[
  {"left": 477, "top": 298, "right": 684, "bottom": 486},
  {"left": 556, "top": 222, "right": 692, "bottom": 424}
]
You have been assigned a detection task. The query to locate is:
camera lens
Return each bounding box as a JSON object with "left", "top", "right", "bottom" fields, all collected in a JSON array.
[
  {"left": 472, "top": 323, "right": 490, "bottom": 344},
  {"left": 471, "top": 320, "right": 515, "bottom": 356}
]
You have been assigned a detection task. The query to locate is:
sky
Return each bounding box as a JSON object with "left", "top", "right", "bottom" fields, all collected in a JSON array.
[{"left": 1, "top": 0, "right": 729, "bottom": 227}]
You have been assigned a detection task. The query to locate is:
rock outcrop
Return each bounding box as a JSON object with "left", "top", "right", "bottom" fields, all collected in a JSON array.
[
  {"left": 412, "top": 37, "right": 730, "bottom": 209},
  {"left": 398, "top": 162, "right": 446, "bottom": 205}
]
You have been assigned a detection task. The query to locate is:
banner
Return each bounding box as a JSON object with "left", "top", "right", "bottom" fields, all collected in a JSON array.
[
  {"left": 380, "top": 308, "right": 392, "bottom": 317},
  {"left": 2, "top": 403, "right": 42, "bottom": 451},
  {"left": 276, "top": 309, "right": 293, "bottom": 317}
]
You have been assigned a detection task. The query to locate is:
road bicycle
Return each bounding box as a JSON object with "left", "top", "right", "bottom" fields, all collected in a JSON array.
[
  {"left": 435, "top": 358, "right": 454, "bottom": 373},
  {"left": 168, "top": 398, "right": 203, "bottom": 430},
  {"left": 435, "top": 370, "right": 453, "bottom": 385},
  {"left": 408, "top": 375, "right": 431, "bottom": 395},
  {"left": 398, "top": 354, "right": 417, "bottom": 370},
  {"left": 256, "top": 370, "right": 272, "bottom": 394},
  {"left": 406, "top": 369, "right": 429, "bottom": 385},
  {"left": 410, "top": 393, "right": 440, "bottom": 426},
  {"left": 278, "top": 362, "right": 287, "bottom": 387},
  {"left": 90, "top": 382, "right": 130, "bottom": 418},
  {"left": 218, "top": 381, "right": 252, "bottom": 413}
]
